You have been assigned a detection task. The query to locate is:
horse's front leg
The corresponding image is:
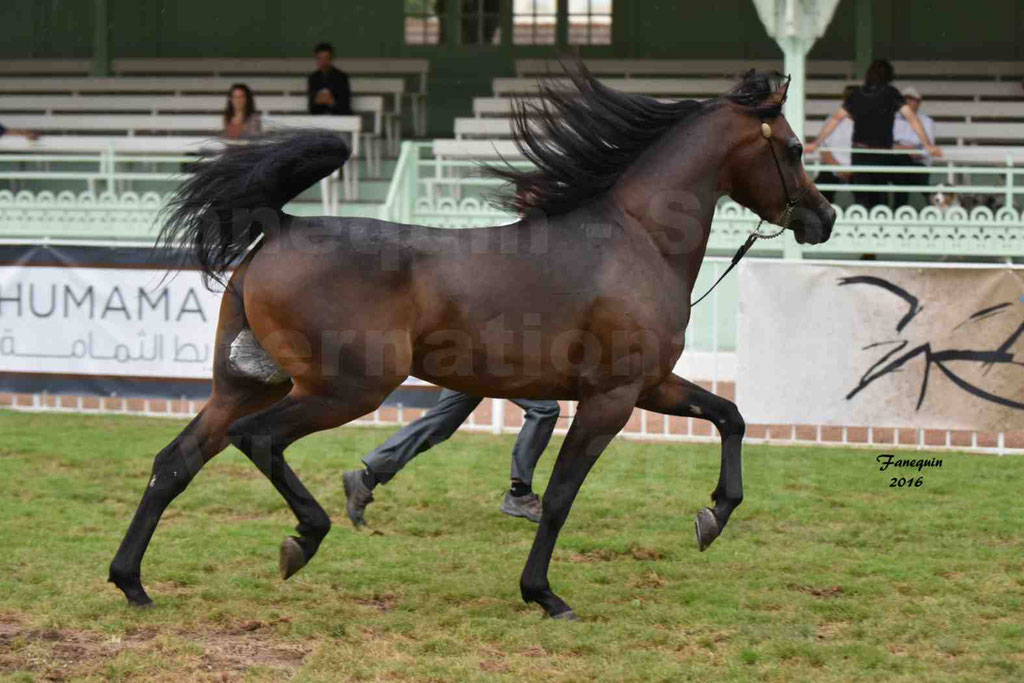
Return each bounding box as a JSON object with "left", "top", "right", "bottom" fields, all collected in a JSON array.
[
  {"left": 520, "top": 382, "right": 642, "bottom": 620},
  {"left": 637, "top": 373, "right": 745, "bottom": 551}
]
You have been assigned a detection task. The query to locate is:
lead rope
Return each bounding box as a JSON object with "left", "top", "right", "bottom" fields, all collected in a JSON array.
[{"left": 690, "top": 120, "right": 798, "bottom": 307}]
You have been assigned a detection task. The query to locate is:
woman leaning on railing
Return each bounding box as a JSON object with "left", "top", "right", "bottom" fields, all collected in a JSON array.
[{"left": 806, "top": 59, "right": 942, "bottom": 210}]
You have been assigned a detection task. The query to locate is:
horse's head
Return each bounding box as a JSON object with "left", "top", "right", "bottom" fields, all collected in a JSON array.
[{"left": 722, "top": 76, "right": 836, "bottom": 245}]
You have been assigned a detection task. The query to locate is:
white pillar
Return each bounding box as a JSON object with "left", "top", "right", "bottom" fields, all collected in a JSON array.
[
  {"left": 752, "top": 0, "right": 841, "bottom": 142},
  {"left": 780, "top": 36, "right": 812, "bottom": 142}
]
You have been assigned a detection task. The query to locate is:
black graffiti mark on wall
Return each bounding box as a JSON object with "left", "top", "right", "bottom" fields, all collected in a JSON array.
[
  {"left": 839, "top": 276, "right": 924, "bottom": 332},
  {"left": 838, "top": 276, "right": 1024, "bottom": 412}
]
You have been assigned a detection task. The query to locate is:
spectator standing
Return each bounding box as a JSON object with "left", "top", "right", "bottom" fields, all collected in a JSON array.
[
  {"left": 222, "top": 83, "right": 262, "bottom": 139},
  {"left": 806, "top": 60, "right": 941, "bottom": 209},
  {"left": 307, "top": 42, "right": 353, "bottom": 115},
  {"left": 341, "top": 391, "right": 560, "bottom": 527},
  {"left": 814, "top": 85, "right": 856, "bottom": 204},
  {"left": 891, "top": 86, "right": 935, "bottom": 206}
]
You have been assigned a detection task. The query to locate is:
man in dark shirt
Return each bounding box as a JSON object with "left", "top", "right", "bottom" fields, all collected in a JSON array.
[{"left": 307, "top": 42, "right": 352, "bottom": 115}]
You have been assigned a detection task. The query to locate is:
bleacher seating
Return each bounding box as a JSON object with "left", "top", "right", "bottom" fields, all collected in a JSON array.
[
  {"left": 0, "top": 94, "right": 383, "bottom": 126},
  {"left": 0, "top": 59, "right": 92, "bottom": 75},
  {"left": 3, "top": 56, "right": 1023, "bottom": 224},
  {"left": 457, "top": 111, "right": 1024, "bottom": 155},
  {"left": 480, "top": 62, "right": 1024, "bottom": 161},
  {"left": 0, "top": 97, "right": 386, "bottom": 175},
  {"left": 422, "top": 59, "right": 1024, "bottom": 215},
  {"left": 0, "top": 112, "right": 365, "bottom": 201},
  {"left": 432, "top": 138, "right": 522, "bottom": 159},
  {"left": 515, "top": 58, "right": 1024, "bottom": 82},
  {"left": 494, "top": 75, "right": 1024, "bottom": 101},
  {"left": 0, "top": 75, "right": 405, "bottom": 155},
  {"left": 804, "top": 99, "right": 1024, "bottom": 121},
  {"left": 0, "top": 58, "right": 425, "bottom": 219},
  {"left": 0, "top": 57, "right": 428, "bottom": 139}
]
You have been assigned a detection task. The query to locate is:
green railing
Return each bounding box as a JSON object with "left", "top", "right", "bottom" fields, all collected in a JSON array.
[{"left": 385, "top": 142, "right": 1024, "bottom": 260}]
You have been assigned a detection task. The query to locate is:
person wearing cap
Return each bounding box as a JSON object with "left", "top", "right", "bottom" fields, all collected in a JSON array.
[
  {"left": 806, "top": 60, "right": 942, "bottom": 210},
  {"left": 891, "top": 86, "right": 936, "bottom": 207}
]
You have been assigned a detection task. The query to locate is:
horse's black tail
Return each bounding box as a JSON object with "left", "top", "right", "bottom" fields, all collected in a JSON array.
[{"left": 158, "top": 128, "right": 351, "bottom": 287}]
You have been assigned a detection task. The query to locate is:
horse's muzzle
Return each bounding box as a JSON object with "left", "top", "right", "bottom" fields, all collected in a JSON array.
[{"left": 791, "top": 204, "right": 836, "bottom": 245}]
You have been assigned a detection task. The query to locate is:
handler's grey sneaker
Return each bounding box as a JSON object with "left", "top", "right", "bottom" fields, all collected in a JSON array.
[
  {"left": 500, "top": 491, "right": 542, "bottom": 523},
  {"left": 342, "top": 470, "right": 375, "bottom": 528}
]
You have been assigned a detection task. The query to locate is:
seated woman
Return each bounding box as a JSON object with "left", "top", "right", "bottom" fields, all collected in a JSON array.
[{"left": 222, "top": 84, "right": 261, "bottom": 139}]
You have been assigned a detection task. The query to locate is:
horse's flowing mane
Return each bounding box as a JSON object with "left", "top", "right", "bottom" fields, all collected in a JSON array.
[{"left": 485, "top": 61, "right": 788, "bottom": 217}]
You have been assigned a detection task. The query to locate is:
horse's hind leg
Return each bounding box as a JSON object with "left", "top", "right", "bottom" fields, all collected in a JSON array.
[
  {"left": 109, "top": 255, "right": 292, "bottom": 606},
  {"left": 108, "top": 382, "right": 290, "bottom": 606},
  {"left": 226, "top": 381, "right": 399, "bottom": 580},
  {"left": 636, "top": 373, "right": 745, "bottom": 552}
]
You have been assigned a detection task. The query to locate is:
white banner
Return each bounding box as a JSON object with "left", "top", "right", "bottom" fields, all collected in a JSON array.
[
  {"left": 0, "top": 266, "right": 220, "bottom": 379},
  {"left": 737, "top": 259, "right": 1024, "bottom": 431}
]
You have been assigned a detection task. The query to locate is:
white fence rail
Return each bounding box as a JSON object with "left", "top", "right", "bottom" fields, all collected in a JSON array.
[{"left": 7, "top": 391, "right": 1019, "bottom": 456}]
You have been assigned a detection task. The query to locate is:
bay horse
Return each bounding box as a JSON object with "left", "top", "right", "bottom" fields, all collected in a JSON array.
[{"left": 109, "top": 63, "right": 835, "bottom": 620}]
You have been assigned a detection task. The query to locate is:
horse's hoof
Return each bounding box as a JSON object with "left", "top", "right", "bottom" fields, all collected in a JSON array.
[
  {"left": 279, "top": 537, "right": 307, "bottom": 580},
  {"left": 551, "top": 609, "right": 579, "bottom": 621},
  {"left": 110, "top": 570, "right": 154, "bottom": 607},
  {"left": 129, "top": 599, "right": 155, "bottom": 609},
  {"left": 695, "top": 507, "right": 720, "bottom": 552}
]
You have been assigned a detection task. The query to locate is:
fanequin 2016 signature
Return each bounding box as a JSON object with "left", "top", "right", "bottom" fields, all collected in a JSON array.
[{"left": 876, "top": 453, "right": 943, "bottom": 488}]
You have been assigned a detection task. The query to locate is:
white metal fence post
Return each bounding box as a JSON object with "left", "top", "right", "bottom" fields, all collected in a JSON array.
[{"left": 491, "top": 398, "right": 505, "bottom": 435}]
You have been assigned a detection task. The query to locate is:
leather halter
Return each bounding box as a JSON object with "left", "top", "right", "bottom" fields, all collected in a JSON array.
[{"left": 691, "top": 119, "right": 808, "bottom": 307}]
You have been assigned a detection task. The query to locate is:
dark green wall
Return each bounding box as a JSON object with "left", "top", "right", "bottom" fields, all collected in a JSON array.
[
  {"left": 813, "top": 0, "right": 1024, "bottom": 60},
  {"left": 0, "top": 0, "right": 93, "bottom": 57},
  {"left": 1, "top": 0, "right": 1022, "bottom": 135},
  {"left": 107, "top": 1, "right": 405, "bottom": 58}
]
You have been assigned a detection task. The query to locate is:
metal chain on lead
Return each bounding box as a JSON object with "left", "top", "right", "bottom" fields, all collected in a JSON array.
[{"left": 751, "top": 217, "right": 787, "bottom": 239}]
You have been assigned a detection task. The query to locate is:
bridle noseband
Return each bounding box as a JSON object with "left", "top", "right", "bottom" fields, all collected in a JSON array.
[{"left": 691, "top": 119, "right": 808, "bottom": 307}]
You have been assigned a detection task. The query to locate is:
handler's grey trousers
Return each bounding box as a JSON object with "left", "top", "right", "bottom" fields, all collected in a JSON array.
[{"left": 361, "top": 389, "right": 560, "bottom": 486}]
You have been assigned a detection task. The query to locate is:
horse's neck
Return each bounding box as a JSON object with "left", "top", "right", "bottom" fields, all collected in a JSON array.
[{"left": 609, "top": 114, "right": 730, "bottom": 295}]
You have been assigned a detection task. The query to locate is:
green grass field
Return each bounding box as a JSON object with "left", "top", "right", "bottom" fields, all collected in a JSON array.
[{"left": 0, "top": 409, "right": 1022, "bottom": 682}]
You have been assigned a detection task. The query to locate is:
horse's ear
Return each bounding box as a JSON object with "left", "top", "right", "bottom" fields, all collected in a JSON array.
[{"left": 778, "top": 74, "right": 791, "bottom": 102}]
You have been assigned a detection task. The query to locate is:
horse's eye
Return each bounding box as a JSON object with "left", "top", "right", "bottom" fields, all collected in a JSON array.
[{"left": 790, "top": 144, "right": 804, "bottom": 159}]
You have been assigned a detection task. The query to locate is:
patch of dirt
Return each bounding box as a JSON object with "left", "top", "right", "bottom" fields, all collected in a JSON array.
[
  {"left": 815, "top": 622, "right": 846, "bottom": 640},
  {"left": 629, "top": 546, "right": 664, "bottom": 561},
  {"left": 215, "top": 467, "right": 263, "bottom": 481},
  {"left": 568, "top": 544, "right": 665, "bottom": 563},
  {"left": 478, "top": 645, "right": 510, "bottom": 673},
  {"left": 479, "top": 658, "right": 511, "bottom": 673},
  {"left": 788, "top": 583, "right": 844, "bottom": 598},
  {"left": 226, "top": 616, "right": 292, "bottom": 635},
  {"left": 628, "top": 571, "right": 668, "bottom": 589},
  {"left": 0, "top": 613, "right": 309, "bottom": 681},
  {"left": 352, "top": 593, "right": 399, "bottom": 613}
]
